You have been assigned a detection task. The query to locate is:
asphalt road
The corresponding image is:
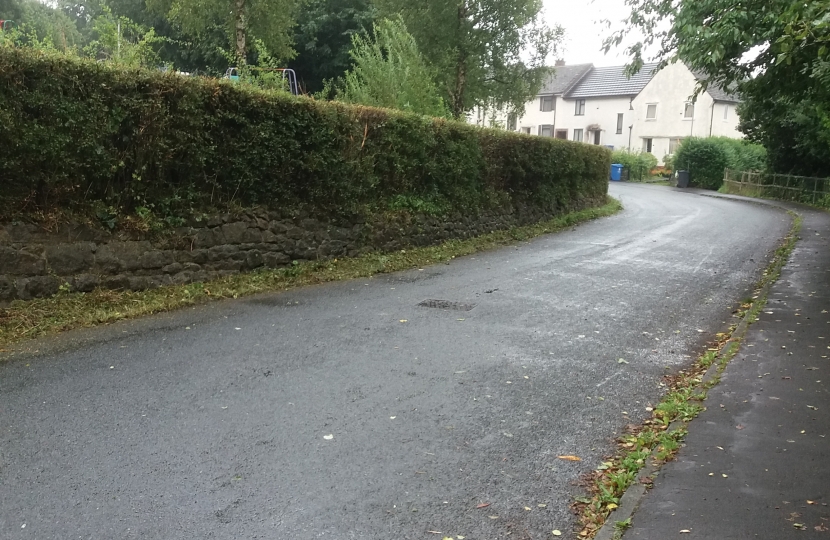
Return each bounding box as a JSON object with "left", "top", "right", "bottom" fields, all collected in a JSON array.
[{"left": 0, "top": 184, "right": 792, "bottom": 540}]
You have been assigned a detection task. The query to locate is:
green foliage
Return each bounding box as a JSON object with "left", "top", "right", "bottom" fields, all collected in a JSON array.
[
  {"left": 375, "top": 0, "right": 563, "bottom": 119},
  {"left": 83, "top": 7, "right": 164, "bottom": 66},
  {"left": 337, "top": 17, "right": 448, "bottom": 118},
  {"left": 289, "top": 0, "right": 376, "bottom": 93},
  {"left": 147, "top": 0, "right": 300, "bottom": 63},
  {"left": 610, "top": 149, "right": 657, "bottom": 181},
  {"left": 0, "top": 45, "right": 610, "bottom": 225},
  {"left": 674, "top": 137, "right": 767, "bottom": 189}
]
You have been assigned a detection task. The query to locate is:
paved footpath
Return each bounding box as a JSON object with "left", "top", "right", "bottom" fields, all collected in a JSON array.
[{"left": 625, "top": 196, "right": 830, "bottom": 539}]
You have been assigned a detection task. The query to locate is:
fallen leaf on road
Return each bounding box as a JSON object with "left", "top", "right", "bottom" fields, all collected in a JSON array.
[
  {"left": 807, "top": 500, "right": 816, "bottom": 505},
  {"left": 323, "top": 434, "right": 334, "bottom": 440},
  {"left": 552, "top": 530, "right": 562, "bottom": 536},
  {"left": 618, "top": 359, "right": 629, "bottom": 364},
  {"left": 399, "top": 320, "right": 408, "bottom": 323},
  {"left": 736, "top": 425, "right": 745, "bottom": 430},
  {"left": 538, "top": 504, "right": 547, "bottom": 508},
  {"left": 489, "top": 515, "right": 499, "bottom": 519},
  {"left": 476, "top": 503, "right": 490, "bottom": 509},
  {"left": 558, "top": 455, "right": 581, "bottom": 461},
  {"left": 680, "top": 530, "right": 691, "bottom": 534},
  {"left": 607, "top": 503, "right": 618, "bottom": 510}
]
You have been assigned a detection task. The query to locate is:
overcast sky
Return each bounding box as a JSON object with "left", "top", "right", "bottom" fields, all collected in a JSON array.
[{"left": 541, "top": 0, "right": 642, "bottom": 67}]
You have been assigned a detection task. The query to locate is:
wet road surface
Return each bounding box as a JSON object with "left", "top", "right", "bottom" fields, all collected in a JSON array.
[{"left": 0, "top": 184, "right": 792, "bottom": 539}]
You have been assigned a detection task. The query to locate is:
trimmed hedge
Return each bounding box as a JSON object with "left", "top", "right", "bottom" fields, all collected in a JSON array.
[
  {"left": 674, "top": 137, "right": 767, "bottom": 190},
  {"left": 0, "top": 46, "right": 610, "bottom": 224}
]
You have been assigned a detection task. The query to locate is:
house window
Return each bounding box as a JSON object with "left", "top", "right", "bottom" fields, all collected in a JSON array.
[
  {"left": 575, "top": 99, "right": 586, "bottom": 116},
  {"left": 646, "top": 103, "right": 657, "bottom": 120},
  {"left": 507, "top": 113, "right": 517, "bottom": 131},
  {"left": 555, "top": 129, "right": 568, "bottom": 139},
  {"left": 643, "top": 138, "right": 653, "bottom": 153},
  {"left": 539, "top": 124, "right": 553, "bottom": 137},
  {"left": 573, "top": 129, "right": 584, "bottom": 142},
  {"left": 521, "top": 127, "right": 531, "bottom": 134},
  {"left": 669, "top": 138, "right": 683, "bottom": 154},
  {"left": 540, "top": 96, "right": 554, "bottom": 112},
  {"left": 684, "top": 102, "right": 695, "bottom": 119},
  {"left": 723, "top": 104, "right": 729, "bottom": 120},
  {"left": 616, "top": 113, "right": 624, "bottom": 134}
]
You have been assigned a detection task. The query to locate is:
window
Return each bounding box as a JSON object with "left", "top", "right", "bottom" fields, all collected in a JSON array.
[
  {"left": 616, "top": 113, "right": 624, "bottom": 134},
  {"left": 723, "top": 104, "right": 729, "bottom": 120},
  {"left": 575, "top": 99, "right": 586, "bottom": 116},
  {"left": 540, "top": 96, "right": 554, "bottom": 112},
  {"left": 573, "top": 129, "right": 584, "bottom": 142},
  {"left": 646, "top": 103, "right": 657, "bottom": 120},
  {"left": 507, "top": 113, "right": 517, "bottom": 131},
  {"left": 521, "top": 127, "right": 531, "bottom": 134},
  {"left": 555, "top": 129, "right": 568, "bottom": 139},
  {"left": 643, "top": 137, "right": 653, "bottom": 153},
  {"left": 539, "top": 124, "right": 553, "bottom": 137},
  {"left": 669, "top": 138, "right": 683, "bottom": 154},
  {"left": 684, "top": 102, "right": 695, "bottom": 119}
]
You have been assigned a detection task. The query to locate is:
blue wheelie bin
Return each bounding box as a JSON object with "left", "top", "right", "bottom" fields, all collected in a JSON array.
[{"left": 610, "top": 163, "right": 623, "bottom": 181}]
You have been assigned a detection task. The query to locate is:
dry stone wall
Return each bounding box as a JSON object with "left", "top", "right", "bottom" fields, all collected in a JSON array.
[{"left": 0, "top": 201, "right": 596, "bottom": 304}]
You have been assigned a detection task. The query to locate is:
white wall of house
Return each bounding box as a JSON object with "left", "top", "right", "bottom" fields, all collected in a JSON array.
[
  {"left": 631, "top": 62, "right": 743, "bottom": 163},
  {"left": 553, "top": 96, "right": 633, "bottom": 148}
]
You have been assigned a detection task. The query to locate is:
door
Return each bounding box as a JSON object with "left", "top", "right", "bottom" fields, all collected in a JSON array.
[
  {"left": 643, "top": 138, "right": 653, "bottom": 153},
  {"left": 593, "top": 130, "right": 601, "bottom": 145}
]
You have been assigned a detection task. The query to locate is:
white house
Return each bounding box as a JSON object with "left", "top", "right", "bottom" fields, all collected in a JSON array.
[{"left": 471, "top": 61, "right": 742, "bottom": 164}]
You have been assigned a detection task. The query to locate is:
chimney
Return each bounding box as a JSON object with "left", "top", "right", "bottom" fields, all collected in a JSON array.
[{"left": 555, "top": 59, "right": 566, "bottom": 67}]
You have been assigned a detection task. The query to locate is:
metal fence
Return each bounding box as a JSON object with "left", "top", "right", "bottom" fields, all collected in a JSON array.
[{"left": 722, "top": 169, "right": 830, "bottom": 207}]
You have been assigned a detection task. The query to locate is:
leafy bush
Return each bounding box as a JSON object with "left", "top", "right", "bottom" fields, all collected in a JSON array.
[
  {"left": 674, "top": 137, "right": 767, "bottom": 189},
  {"left": 610, "top": 150, "right": 658, "bottom": 181},
  {"left": 0, "top": 46, "right": 610, "bottom": 224}
]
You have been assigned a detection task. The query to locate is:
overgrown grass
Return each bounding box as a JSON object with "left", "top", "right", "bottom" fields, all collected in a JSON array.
[
  {"left": 573, "top": 210, "right": 802, "bottom": 538},
  {"left": 0, "top": 197, "right": 622, "bottom": 352}
]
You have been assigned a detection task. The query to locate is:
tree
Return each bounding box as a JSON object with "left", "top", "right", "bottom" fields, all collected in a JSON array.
[
  {"left": 336, "top": 17, "right": 448, "bottom": 117},
  {"left": 607, "top": 0, "right": 830, "bottom": 175},
  {"left": 147, "top": 0, "right": 300, "bottom": 64},
  {"left": 375, "top": 0, "right": 562, "bottom": 119},
  {"left": 289, "top": 0, "right": 376, "bottom": 93}
]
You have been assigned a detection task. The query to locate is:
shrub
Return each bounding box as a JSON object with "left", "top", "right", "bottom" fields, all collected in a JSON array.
[
  {"left": 0, "top": 46, "right": 610, "bottom": 224},
  {"left": 610, "top": 150, "right": 658, "bottom": 181},
  {"left": 674, "top": 137, "right": 767, "bottom": 189}
]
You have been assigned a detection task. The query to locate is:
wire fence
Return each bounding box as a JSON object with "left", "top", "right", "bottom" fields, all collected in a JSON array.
[{"left": 722, "top": 169, "right": 830, "bottom": 208}]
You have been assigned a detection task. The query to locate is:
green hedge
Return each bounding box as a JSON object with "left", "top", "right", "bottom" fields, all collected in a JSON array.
[
  {"left": 674, "top": 137, "right": 767, "bottom": 190},
  {"left": 0, "top": 46, "right": 610, "bottom": 224},
  {"left": 610, "top": 150, "right": 658, "bottom": 181}
]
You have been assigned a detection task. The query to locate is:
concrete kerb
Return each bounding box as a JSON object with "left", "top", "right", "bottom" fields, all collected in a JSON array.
[{"left": 592, "top": 194, "right": 801, "bottom": 540}]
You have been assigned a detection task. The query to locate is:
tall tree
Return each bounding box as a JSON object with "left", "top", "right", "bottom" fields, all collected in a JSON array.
[
  {"left": 289, "top": 0, "right": 375, "bottom": 93},
  {"left": 337, "top": 16, "right": 448, "bottom": 117},
  {"left": 147, "top": 0, "right": 300, "bottom": 64},
  {"left": 375, "top": 0, "right": 562, "bottom": 119}
]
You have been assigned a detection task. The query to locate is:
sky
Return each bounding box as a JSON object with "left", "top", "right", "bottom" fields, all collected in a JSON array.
[{"left": 541, "top": 0, "right": 644, "bottom": 67}]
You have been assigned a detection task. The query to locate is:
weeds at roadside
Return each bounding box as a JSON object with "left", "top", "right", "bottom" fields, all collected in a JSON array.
[
  {"left": 572, "top": 211, "right": 802, "bottom": 538},
  {"left": 0, "top": 198, "right": 622, "bottom": 352}
]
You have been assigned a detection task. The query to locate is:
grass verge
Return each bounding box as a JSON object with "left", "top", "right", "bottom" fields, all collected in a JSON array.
[
  {"left": 0, "top": 197, "right": 622, "bottom": 352},
  {"left": 573, "top": 211, "right": 802, "bottom": 538}
]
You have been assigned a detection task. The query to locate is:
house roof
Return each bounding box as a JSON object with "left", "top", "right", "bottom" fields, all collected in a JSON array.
[
  {"left": 566, "top": 63, "right": 661, "bottom": 99},
  {"left": 538, "top": 63, "right": 593, "bottom": 95},
  {"left": 689, "top": 69, "right": 741, "bottom": 102}
]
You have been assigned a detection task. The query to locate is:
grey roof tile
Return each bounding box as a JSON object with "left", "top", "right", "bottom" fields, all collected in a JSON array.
[
  {"left": 689, "top": 69, "right": 741, "bottom": 102},
  {"left": 566, "top": 63, "right": 661, "bottom": 98},
  {"left": 539, "top": 64, "right": 593, "bottom": 95}
]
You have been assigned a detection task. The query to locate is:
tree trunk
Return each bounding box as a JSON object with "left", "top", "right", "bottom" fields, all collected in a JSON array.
[
  {"left": 450, "top": 2, "right": 469, "bottom": 119},
  {"left": 234, "top": 0, "right": 247, "bottom": 65}
]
